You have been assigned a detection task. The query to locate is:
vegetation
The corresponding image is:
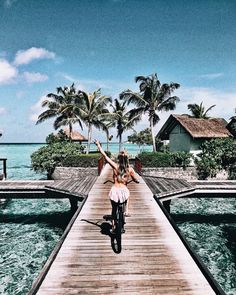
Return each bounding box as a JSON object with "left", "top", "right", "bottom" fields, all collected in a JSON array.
[
  {"left": 36, "top": 84, "right": 84, "bottom": 138},
  {"left": 31, "top": 142, "right": 85, "bottom": 178},
  {"left": 62, "top": 153, "right": 101, "bottom": 168},
  {"left": 46, "top": 129, "right": 69, "bottom": 144},
  {"left": 120, "top": 73, "right": 180, "bottom": 152},
  {"left": 108, "top": 99, "right": 141, "bottom": 152},
  {"left": 195, "top": 138, "right": 236, "bottom": 179},
  {"left": 138, "top": 151, "right": 192, "bottom": 168},
  {"left": 78, "top": 88, "right": 111, "bottom": 153},
  {"left": 187, "top": 101, "right": 216, "bottom": 119}
]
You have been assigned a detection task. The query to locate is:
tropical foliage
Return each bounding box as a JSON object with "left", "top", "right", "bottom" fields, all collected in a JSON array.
[
  {"left": 195, "top": 138, "right": 236, "bottom": 179},
  {"left": 36, "top": 84, "right": 83, "bottom": 138},
  {"left": 108, "top": 99, "right": 141, "bottom": 152},
  {"left": 31, "top": 142, "right": 85, "bottom": 178},
  {"left": 78, "top": 88, "right": 111, "bottom": 153},
  {"left": 187, "top": 101, "right": 215, "bottom": 119},
  {"left": 138, "top": 151, "right": 192, "bottom": 168},
  {"left": 46, "top": 129, "right": 69, "bottom": 144},
  {"left": 120, "top": 73, "right": 180, "bottom": 151}
]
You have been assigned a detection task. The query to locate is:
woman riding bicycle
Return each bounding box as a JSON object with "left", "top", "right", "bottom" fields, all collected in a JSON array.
[{"left": 94, "top": 140, "right": 139, "bottom": 233}]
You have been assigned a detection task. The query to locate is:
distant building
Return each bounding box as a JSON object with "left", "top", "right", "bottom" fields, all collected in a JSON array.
[
  {"left": 64, "top": 128, "right": 88, "bottom": 142},
  {"left": 226, "top": 116, "right": 236, "bottom": 138},
  {"left": 157, "top": 114, "right": 232, "bottom": 154}
]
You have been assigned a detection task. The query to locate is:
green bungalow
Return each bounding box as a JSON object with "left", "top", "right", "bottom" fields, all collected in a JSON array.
[{"left": 157, "top": 114, "right": 232, "bottom": 155}]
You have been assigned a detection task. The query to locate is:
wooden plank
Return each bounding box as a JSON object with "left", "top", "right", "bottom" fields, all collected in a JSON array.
[{"left": 34, "top": 164, "right": 217, "bottom": 295}]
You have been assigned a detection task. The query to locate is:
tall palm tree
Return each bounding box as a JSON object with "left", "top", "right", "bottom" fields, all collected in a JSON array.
[
  {"left": 187, "top": 101, "right": 216, "bottom": 119},
  {"left": 36, "top": 84, "right": 84, "bottom": 139},
  {"left": 120, "top": 73, "right": 180, "bottom": 152},
  {"left": 78, "top": 89, "right": 111, "bottom": 154},
  {"left": 109, "top": 99, "right": 141, "bottom": 152},
  {"left": 99, "top": 118, "right": 115, "bottom": 152}
]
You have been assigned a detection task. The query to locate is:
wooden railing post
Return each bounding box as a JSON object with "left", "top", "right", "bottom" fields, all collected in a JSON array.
[
  {"left": 134, "top": 157, "right": 142, "bottom": 175},
  {"left": 0, "top": 158, "right": 7, "bottom": 180},
  {"left": 98, "top": 156, "right": 104, "bottom": 176}
]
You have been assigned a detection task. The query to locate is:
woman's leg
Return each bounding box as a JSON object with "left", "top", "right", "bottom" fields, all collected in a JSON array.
[{"left": 110, "top": 200, "right": 118, "bottom": 231}]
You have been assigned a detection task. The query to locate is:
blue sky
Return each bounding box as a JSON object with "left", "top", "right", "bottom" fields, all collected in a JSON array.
[{"left": 0, "top": 0, "right": 236, "bottom": 142}]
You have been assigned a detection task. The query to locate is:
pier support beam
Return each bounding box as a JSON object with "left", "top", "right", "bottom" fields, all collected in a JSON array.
[
  {"left": 69, "top": 197, "right": 78, "bottom": 212},
  {"left": 163, "top": 200, "right": 171, "bottom": 213}
]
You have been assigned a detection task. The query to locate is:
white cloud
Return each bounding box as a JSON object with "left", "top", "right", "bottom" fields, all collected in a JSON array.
[
  {"left": 0, "top": 107, "right": 6, "bottom": 115},
  {"left": 198, "top": 73, "right": 224, "bottom": 80},
  {"left": 30, "top": 95, "right": 47, "bottom": 122},
  {"left": 23, "top": 71, "right": 48, "bottom": 83},
  {"left": 14, "top": 47, "right": 55, "bottom": 66},
  {"left": 0, "top": 58, "right": 18, "bottom": 84},
  {"left": 175, "top": 86, "right": 236, "bottom": 120}
]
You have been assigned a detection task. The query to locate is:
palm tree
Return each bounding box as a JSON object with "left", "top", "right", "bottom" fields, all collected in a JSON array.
[
  {"left": 99, "top": 118, "right": 115, "bottom": 152},
  {"left": 36, "top": 84, "right": 84, "bottom": 139},
  {"left": 187, "top": 101, "right": 216, "bottom": 118},
  {"left": 78, "top": 89, "right": 111, "bottom": 154},
  {"left": 120, "top": 73, "right": 180, "bottom": 152},
  {"left": 109, "top": 99, "right": 141, "bottom": 152}
]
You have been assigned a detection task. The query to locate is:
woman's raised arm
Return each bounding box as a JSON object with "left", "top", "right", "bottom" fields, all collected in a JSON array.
[{"left": 94, "top": 140, "right": 117, "bottom": 170}]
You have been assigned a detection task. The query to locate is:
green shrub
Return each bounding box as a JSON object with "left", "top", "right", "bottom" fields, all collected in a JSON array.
[
  {"left": 170, "top": 151, "right": 192, "bottom": 169},
  {"left": 195, "top": 138, "right": 236, "bottom": 180},
  {"left": 31, "top": 142, "right": 84, "bottom": 178},
  {"left": 138, "top": 151, "right": 192, "bottom": 168},
  {"left": 62, "top": 153, "right": 101, "bottom": 167},
  {"left": 138, "top": 152, "right": 172, "bottom": 167}
]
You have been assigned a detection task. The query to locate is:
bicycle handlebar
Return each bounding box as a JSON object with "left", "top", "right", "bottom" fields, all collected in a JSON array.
[{"left": 103, "top": 179, "right": 139, "bottom": 184}]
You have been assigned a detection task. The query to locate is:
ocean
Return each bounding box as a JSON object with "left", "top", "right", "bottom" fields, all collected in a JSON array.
[{"left": 0, "top": 143, "right": 235, "bottom": 294}]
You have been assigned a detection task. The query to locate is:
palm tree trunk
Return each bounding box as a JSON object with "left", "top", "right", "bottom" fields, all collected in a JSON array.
[
  {"left": 119, "top": 134, "right": 122, "bottom": 152},
  {"left": 87, "top": 124, "right": 92, "bottom": 154},
  {"left": 106, "top": 131, "right": 109, "bottom": 152},
  {"left": 150, "top": 118, "right": 156, "bottom": 152},
  {"left": 69, "top": 123, "right": 73, "bottom": 141}
]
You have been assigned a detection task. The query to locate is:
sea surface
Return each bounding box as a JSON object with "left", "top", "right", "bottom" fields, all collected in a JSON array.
[
  {"left": 0, "top": 143, "right": 236, "bottom": 294},
  {"left": 0, "top": 142, "right": 152, "bottom": 180}
]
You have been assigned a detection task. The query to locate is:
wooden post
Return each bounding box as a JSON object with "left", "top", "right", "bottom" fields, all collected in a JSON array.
[
  {"left": 0, "top": 158, "right": 7, "bottom": 180},
  {"left": 98, "top": 156, "right": 104, "bottom": 176},
  {"left": 134, "top": 157, "right": 142, "bottom": 175},
  {"left": 163, "top": 200, "right": 171, "bottom": 213},
  {"left": 69, "top": 197, "right": 78, "bottom": 212}
]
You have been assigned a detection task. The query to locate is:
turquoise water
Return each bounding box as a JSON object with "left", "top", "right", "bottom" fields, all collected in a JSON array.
[
  {"left": 171, "top": 198, "right": 236, "bottom": 295},
  {"left": 0, "top": 142, "right": 152, "bottom": 180},
  {"left": 0, "top": 198, "right": 72, "bottom": 295}
]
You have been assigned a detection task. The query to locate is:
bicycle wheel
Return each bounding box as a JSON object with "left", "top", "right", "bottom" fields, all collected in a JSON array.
[{"left": 112, "top": 206, "right": 122, "bottom": 253}]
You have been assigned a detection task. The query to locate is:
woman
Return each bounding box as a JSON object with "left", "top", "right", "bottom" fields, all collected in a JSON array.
[{"left": 94, "top": 140, "right": 139, "bottom": 233}]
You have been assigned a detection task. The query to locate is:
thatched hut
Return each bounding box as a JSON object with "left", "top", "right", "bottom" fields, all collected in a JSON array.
[
  {"left": 64, "top": 129, "right": 88, "bottom": 142},
  {"left": 157, "top": 114, "right": 232, "bottom": 154}
]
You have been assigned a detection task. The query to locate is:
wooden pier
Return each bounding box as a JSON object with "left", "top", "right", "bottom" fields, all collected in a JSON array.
[{"left": 29, "top": 165, "right": 219, "bottom": 295}]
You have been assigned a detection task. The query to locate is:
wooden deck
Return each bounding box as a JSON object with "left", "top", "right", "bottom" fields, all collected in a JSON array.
[
  {"left": 0, "top": 176, "right": 97, "bottom": 199},
  {"left": 34, "top": 165, "right": 217, "bottom": 295},
  {"left": 143, "top": 175, "right": 195, "bottom": 201}
]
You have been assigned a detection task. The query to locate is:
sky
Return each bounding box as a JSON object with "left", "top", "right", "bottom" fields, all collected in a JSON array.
[{"left": 0, "top": 0, "right": 236, "bottom": 143}]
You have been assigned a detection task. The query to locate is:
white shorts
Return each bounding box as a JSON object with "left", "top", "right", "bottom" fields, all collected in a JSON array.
[{"left": 109, "top": 185, "right": 130, "bottom": 203}]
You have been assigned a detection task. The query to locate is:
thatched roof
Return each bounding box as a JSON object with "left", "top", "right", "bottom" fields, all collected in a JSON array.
[
  {"left": 157, "top": 115, "right": 232, "bottom": 140},
  {"left": 64, "top": 129, "right": 88, "bottom": 141}
]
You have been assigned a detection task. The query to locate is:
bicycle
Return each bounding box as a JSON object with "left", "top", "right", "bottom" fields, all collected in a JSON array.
[{"left": 103, "top": 179, "right": 134, "bottom": 253}]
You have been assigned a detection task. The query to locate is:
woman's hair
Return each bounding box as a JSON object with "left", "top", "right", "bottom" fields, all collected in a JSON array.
[{"left": 117, "top": 151, "right": 129, "bottom": 174}]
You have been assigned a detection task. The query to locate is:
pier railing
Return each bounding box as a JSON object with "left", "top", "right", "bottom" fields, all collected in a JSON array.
[{"left": 0, "top": 158, "right": 7, "bottom": 180}]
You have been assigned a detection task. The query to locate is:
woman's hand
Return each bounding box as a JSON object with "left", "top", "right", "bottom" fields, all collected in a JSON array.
[{"left": 94, "top": 139, "right": 100, "bottom": 147}]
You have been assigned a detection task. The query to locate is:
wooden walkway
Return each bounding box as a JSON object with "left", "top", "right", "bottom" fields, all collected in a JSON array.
[{"left": 35, "top": 165, "right": 216, "bottom": 295}]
